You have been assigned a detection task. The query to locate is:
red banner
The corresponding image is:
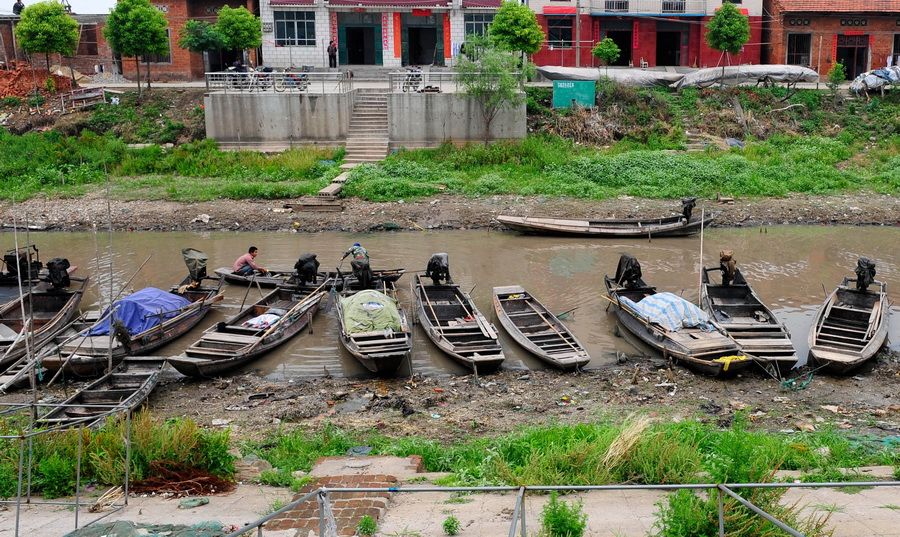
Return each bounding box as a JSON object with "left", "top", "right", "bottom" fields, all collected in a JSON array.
[
  {"left": 412, "top": 8, "right": 432, "bottom": 16},
  {"left": 633, "top": 20, "right": 639, "bottom": 49},
  {"left": 444, "top": 13, "right": 451, "bottom": 59}
]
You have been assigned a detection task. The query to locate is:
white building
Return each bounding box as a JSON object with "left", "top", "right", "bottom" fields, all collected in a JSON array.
[{"left": 260, "top": 0, "right": 500, "bottom": 69}]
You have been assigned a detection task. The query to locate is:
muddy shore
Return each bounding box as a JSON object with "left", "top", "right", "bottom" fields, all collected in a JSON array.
[
  {"left": 23, "top": 349, "right": 889, "bottom": 443},
  {"left": 2, "top": 192, "right": 899, "bottom": 233}
]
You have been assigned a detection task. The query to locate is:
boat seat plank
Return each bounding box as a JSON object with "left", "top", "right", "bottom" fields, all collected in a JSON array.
[
  {"left": 202, "top": 332, "right": 260, "bottom": 344},
  {"left": 820, "top": 323, "right": 867, "bottom": 335},
  {"left": 506, "top": 311, "right": 540, "bottom": 318},
  {"left": 831, "top": 305, "right": 871, "bottom": 314}
]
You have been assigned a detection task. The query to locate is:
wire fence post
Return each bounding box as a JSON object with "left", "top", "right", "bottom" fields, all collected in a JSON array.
[
  {"left": 519, "top": 486, "right": 527, "bottom": 537},
  {"left": 124, "top": 409, "right": 132, "bottom": 505},
  {"left": 717, "top": 485, "right": 725, "bottom": 537},
  {"left": 74, "top": 426, "right": 84, "bottom": 530},
  {"left": 508, "top": 486, "right": 525, "bottom": 537},
  {"left": 15, "top": 436, "right": 25, "bottom": 537},
  {"left": 25, "top": 435, "right": 34, "bottom": 503},
  {"left": 318, "top": 489, "right": 327, "bottom": 537}
]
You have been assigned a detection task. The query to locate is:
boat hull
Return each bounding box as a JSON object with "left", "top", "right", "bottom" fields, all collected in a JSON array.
[{"left": 497, "top": 214, "right": 713, "bottom": 238}]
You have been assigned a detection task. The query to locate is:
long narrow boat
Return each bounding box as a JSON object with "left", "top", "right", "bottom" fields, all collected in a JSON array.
[
  {"left": 214, "top": 267, "right": 405, "bottom": 289},
  {"left": 38, "top": 276, "right": 223, "bottom": 378},
  {"left": 808, "top": 270, "right": 888, "bottom": 374},
  {"left": 604, "top": 255, "right": 750, "bottom": 377},
  {"left": 492, "top": 286, "right": 589, "bottom": 371},
  {"left": 0, "top": 276, "right": 88, "bottom": 370},
  {"left": 700, "top": 266, "right": 797, "bottom": 372},
  {"left": 497, "top": 213, "right": 713, "bottom": 238},
  {"left": 337, "top": 283, "right": 412, "bottom": 375},
  {"left": 413, "top": 274, "right": 504, "bottom": 374},
  {"left": 169, "top": 286, "right": 325, "bottom": 378},
  {"left": 37, "top": 356, "right": 165, "bottom": 429}
]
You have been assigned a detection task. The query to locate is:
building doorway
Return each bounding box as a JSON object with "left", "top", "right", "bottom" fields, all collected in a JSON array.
[
  {"left": 656, "top": 31, "right": 681, "bottom": 66},
  {"left": 604, "top": 30, "right": 632, "bottom": 66},
  {"left": 836, "top": 34, "right": 868, "bottom": 79},
  {"left": 408, "top": 27, "right": 437, "bottom": 65},
  {"left": 346, "top": 27, "right": 376, "bottom": 64}
]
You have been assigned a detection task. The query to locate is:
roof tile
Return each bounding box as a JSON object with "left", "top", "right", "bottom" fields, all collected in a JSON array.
[{"left": 777, "top": 0, "right": 900, "bottom": 13}]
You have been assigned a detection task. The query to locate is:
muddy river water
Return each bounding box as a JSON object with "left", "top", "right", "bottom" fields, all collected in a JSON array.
[{"left": 12, "top": 227, "right": 899, "bottom": 379}]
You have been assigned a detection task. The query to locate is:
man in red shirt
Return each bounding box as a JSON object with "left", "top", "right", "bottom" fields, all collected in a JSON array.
[{"left": 233, "top": 246, "right": 268, "bottom": 276}]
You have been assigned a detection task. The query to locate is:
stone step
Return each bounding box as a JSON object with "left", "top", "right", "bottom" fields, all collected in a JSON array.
[{"left": 345, "top": 154, "right": 387, "bottom": 161}]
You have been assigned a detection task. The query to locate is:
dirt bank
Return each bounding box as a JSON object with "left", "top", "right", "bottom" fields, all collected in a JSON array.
[
  {"left": 140, "top": 350, "right": 900, "bottom": 442},
  {"left": 3, "top": 192, "right": 899, "bottom": 233}
]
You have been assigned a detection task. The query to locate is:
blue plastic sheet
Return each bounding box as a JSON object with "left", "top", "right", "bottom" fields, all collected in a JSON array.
[
  {"left": 86, "top": 288, "right": 191, "bottom": 336},
  {"left": 619, "top": 292, "right": 713, "bottom": 332}
]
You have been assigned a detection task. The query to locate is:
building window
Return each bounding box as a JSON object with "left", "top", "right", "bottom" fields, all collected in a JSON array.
[
  {"left": 275, "top": 11, "right": 316, "bottom": 47},
  {"left": 76, "top": 24, "right": 99, "bottom": 56},
  {"left": 662, "top": 0, "right": 686, "bottom": 13},
  {"left": 547, "top": 17, "right": 573, "bottom": 48},
  {"left": 143, "top": 29, "right": 171, "bottom": 63},
  {"left": 464, "top": 13, "right": 494, "bottom": 37},
  {"left": 786, "top": 33, "right": 811, "bottom": 66}
]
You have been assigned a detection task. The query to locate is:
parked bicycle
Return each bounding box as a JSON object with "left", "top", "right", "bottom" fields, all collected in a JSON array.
[
  {"left": 402, "top": 66, "right": 423, "bottom": 93},
  {"left": 274, "top": 66, "right": 311, "bottom": 92},
  {"left": 226, "top": 64, "right": 274, "bottom": 92}
]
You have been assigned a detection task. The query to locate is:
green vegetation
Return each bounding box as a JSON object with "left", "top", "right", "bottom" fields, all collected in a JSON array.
[
  {"left": 592, "top": 37, "right": 621, "bottom": 77},
  {"left": 357, "top": 514, "right": 377, "bottom": 536},
  {"left": 488, "top": 1, "right": 544, "bottom": 55},
  {"left": 1, "top": 96, "right": 22, "bottom": 108},
  {"left": 244, "top": 416, "right": 897, "bottom": 488},
  {"left": 0, "top": 131, "right": 340, "bottom": 201},
  {"left": 215, "top": 6, "right": 262, "bottom": 54},
  {"left": 0, "top": 412, "right": 233, "bottom": 499},
  {"left": 540, "top": 492, "right": 587, "bottom": 537},
  {"left": 457, "top": 36, "right": 526, "bottom": 144},
  {"left": 704, "top": 1, "right": 750, "bottom": 56},
  {"left": 14, "top": 1, "right": 79, "bottom": 71},
  {"left": 104, "top": 0, "right": 170, "bottom": 98},
  {"left": 442, "top": 515, "right": 461, "bottom": 535},
  {"left": 178, "top": 19, "right": 225, "bottom": 54}
]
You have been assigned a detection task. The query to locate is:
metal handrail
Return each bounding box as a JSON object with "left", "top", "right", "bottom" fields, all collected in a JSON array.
[
  {"left": 224, "top": 480, "right": 900, "bottom": 537},
  {"left": 204, "top": 71, "right": 352, "bottom": 94},
  {"left": 386, "top": 71, "right": 523, "bottom": 93}
]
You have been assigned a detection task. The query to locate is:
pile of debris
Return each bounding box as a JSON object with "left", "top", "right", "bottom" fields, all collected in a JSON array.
[{"left": 0, "top": 63, "right": 74, "bottom": 98}]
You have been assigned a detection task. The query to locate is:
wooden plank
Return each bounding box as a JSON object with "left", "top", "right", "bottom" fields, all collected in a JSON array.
[{"left": 201, "top": 332, "right": 259, "bottom": 344}]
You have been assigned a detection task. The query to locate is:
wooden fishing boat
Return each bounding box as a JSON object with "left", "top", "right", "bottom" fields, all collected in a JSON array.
[
  {"left": 38, "top": 277, "right": 223, "bottom": 378},
  {"left": 496, "top": 213, "right": 713, "bottom": 238},
  {"left": 808, "top": 276, "right": 888, "bottom": 374},
  {"left": 337, "top": 284, "right": 412, "bottom": 375},
  {"left": 492, "top": 286, "right": 589, "bottom": 371},
  {"left": 413, "top": 274, "right": 504, "bottom": 374},
  {"left": 214, "top": 267, "right": 405, "bottom": 289},
  {"left": 604, "top": 255, "right": 749, "bottom": 377},
  {"left": 37, "top": 356, "right": 165, "bottom": 429},
  {"left": 700, "top": 267, "right": 797, "bottom": 372},
  {"left": 0, "top": 276, "right": 88, "bottom": 370},
  {"left": 169, "top": 286, "right": 325, "bottom": 378}
]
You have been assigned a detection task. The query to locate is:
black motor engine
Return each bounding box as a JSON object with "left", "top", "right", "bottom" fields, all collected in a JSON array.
[
  {"left": 294, "top": 253, "right": 320, "bottom": 285},
  {"left": 855, "top": 257, "right": 876, "bottom": 291},
  {"left": 46, "top": 258, "right": 71, "bottom": 289},
  {"left": 425, "top": 253, "right": 451, "bottom": 286},
  {"left": 681, "top": 197, "right": 697, "bottom": 221},
  {"left": 614, "top": 254, "right": 646, "bottom": 289}
]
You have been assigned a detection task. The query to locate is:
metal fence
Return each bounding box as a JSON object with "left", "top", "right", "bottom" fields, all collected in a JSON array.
[
  {"left": 225, "top": 480, "right": 900, "bottom": 537},
  {"left": 1, "top": 402, "right": 135, "bottom": 536},
  {"left": 205, "top": 71, "right": 353, "bottom": 94},
  {"left": 387, "top": 71, "right": 523, "bottom": 93}
]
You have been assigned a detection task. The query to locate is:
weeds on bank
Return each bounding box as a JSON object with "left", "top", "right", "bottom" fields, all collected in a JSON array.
[
  {"left": 0, "top": 412, "right": 234, "bottom": 499},
  {"left": 540, "top": 492, "right": 587, "bottom": 537},
  {"left": 0, "top": 131, "right": 341, "bottom": 201}
]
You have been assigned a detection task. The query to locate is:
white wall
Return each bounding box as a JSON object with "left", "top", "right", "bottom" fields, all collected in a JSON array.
[{"left": 261, "top": 3, "right": 330, "bottom": 68}]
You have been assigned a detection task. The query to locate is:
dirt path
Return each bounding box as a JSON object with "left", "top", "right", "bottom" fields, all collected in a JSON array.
[{"left": 2, "top": 192, "right": 898, "bottom": 233}]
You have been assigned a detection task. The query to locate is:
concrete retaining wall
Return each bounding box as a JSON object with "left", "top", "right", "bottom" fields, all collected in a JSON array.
[
  {"left": 204, "top": 92, "right": 353, "bottom": 145},
  {"left": 388, "top": 93, "right": 526, "bottom": 149}
]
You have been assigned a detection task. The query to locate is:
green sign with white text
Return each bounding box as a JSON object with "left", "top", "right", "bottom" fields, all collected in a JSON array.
[{"left": 552, "top": 80, "right": 595, "bottom": 109}]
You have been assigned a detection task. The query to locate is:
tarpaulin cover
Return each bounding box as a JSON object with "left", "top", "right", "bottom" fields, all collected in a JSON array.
[
  {"left": 674, "top": 65, "right": 818, "bottom": 89},
  {"left": 86, "top": 288, "right": 191, "bottom": 336},
  {"left": 618, "top": 292, "right": 713, "bottom": 332},
  {"left": 537, "top": 66, "right": 684, "bottom": 87},
  {"left": 341, "top": 290, "right": 402, "bottom": 334}
]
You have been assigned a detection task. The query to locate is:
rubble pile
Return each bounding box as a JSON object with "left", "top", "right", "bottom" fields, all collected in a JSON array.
[{"left": 0, "top": 63, "right": 74, "bottom": 98}]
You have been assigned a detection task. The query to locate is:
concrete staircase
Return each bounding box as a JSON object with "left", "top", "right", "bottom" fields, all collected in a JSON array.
[{"left": 343, "top": 91, "right": 389, "bottom": 167}]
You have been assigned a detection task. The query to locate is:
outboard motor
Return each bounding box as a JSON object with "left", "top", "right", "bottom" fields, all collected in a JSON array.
[
  {"left": 855, "top": 257, "right": 876, "bottom": 292},
  {"left": 425, "top": 253, "right": 451, "bottom": 286},
  {"left": 719, "top": 250, "right": 736, "bottom": 287},
  {"left": 3, "top": 249, "right": 41, "bottom": 279},
  {"left": 294, "top": 253, "right": 320, "bottom": 285},
  {"left": 46, "top": 258, "right": 71, "bottom": 289},
  {"left": 681, "top": 197, "right": 697, "bottom": 222},
  {"left": 182, "top": 248, "right": 208, "bottom": 285},
  {"left": 614, "top": 254, "right": 646, "bottom": 289}
]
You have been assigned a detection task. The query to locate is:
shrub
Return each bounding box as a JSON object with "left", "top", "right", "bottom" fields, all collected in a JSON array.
[
  {"left": 356, "top": 514, "right": 377, "bottom": 536},
  {"left": 442, "top": 515, "right": 461, "bottom": 535},
  {"left": 540, "top": 492, "right": 587, "bottom": 537},
  {"left": 37, "top": 453, "right": 76, "bottom": 499},
  {"left": 1, "top": 96, "right": 22, "bottom": 108},
  {"left": 27, "top": 94, "right": 45, "bottom": 107}
]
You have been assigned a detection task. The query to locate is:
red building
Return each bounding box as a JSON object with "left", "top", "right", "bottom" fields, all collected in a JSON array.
[
  {"left": 530, "top": 0, "right": 763, "bottom": 68},
  {"left": 119, "top": 0, "right": 260, "bottom": 82},
  {"left": 765, "top": 0, "right": 900, "bottom": 79}
]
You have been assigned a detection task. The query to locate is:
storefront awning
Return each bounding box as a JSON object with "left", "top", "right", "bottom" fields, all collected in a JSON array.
[
  {"left": 462, "top": 0, "right": 500, "bottom": 7},
  {"left": 542, "top": 6, "right": 576, "bottom": 15},
  {"left": 327, "top": 0, "right": 450, "bottom": 6}
]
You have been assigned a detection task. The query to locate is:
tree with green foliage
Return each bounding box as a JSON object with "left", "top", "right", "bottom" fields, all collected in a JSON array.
[
  {"left": 827, "top": 61, "right": 846, "bottom": 104},
  {"left": 104, "top": 0, "right": 169, "bottom": 99},
  {"left": 178, "top": 19, "right": 224, "bottom": 54},
  {"left": 13, "top": 1, "right": 79, "bottom": 71},
  {"left": 705, "top": 1, "right": 750, "bottom": 86},
  {"left": 592, "top": 37, "right": 620, "bottom": 77},
  {"left": 488, "top": 1, "right": 544, "bottom": 56},
  {"left": 215, "top": 6, "right": 262, "bottom": 60},
  {"left": 457, "top": 35, "right": 525, "bottom": 145}
]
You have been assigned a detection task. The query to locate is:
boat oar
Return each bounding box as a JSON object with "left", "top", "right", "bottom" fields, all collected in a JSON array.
[
  {"left": 556, "top": 306, "right": 579, "bottom": 320},
  {"left": 246, "top": 286, "right": 327, "bottom": 354},
  {"left": 322, "top": 260, "right": 346, "bottom": 313}
]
